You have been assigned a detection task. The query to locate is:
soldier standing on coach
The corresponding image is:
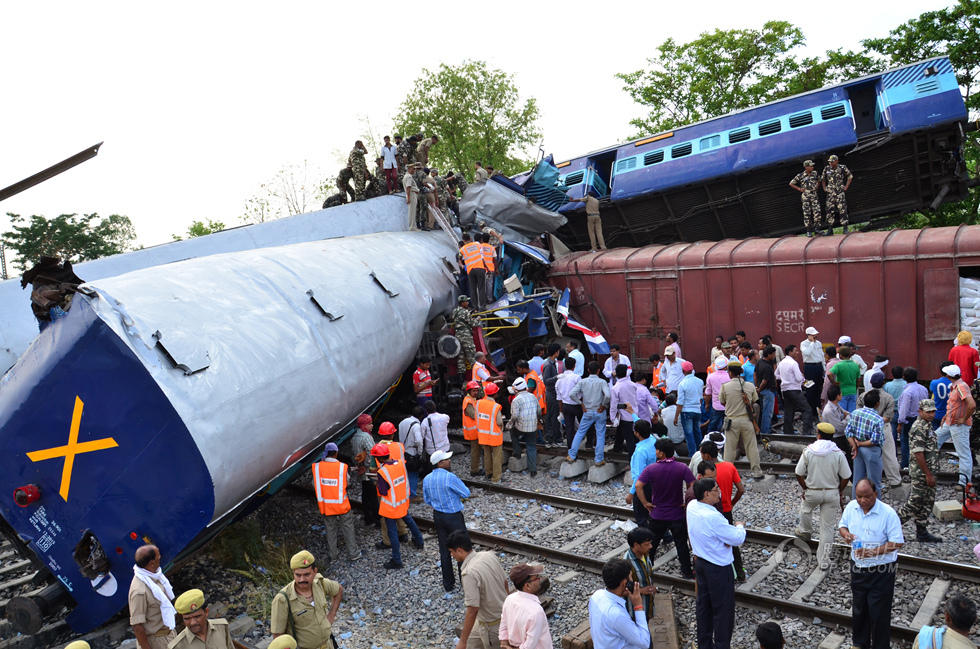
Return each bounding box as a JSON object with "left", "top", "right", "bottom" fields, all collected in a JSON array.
[
  {"left": 130, "top": 545, "right": 176, "bottom": 649},
  {"left": 789, "top": 160, "right": 823, "bottom": 238},
  {"left": 271, "top": 551, "right": 343, "bottom": 649},
  {"left": 898, "top": 399, "right": 943, "bottom": 542},
  {"left": 348, "top": 141, "right": 369, "bottom": 202},
  {"left": 821, "top": 154, "right": 853, "bottom": 234},
  {"left": 168, "top": 589, "right": 234, "bottom": 649}
]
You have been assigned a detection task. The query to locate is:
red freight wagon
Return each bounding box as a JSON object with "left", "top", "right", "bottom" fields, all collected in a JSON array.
[{"left": 547, "top": 226, "right": 980, "bottom": 375}]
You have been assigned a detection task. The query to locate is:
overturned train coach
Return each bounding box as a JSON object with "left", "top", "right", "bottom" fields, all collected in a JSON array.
[
  {"left": 554, "top": 57, "right": 975, "bottom": 248},
  {"left": 0, "top": 231, "right": 458, "bottom": 632},
  {"left": 547, "top": 225, "right": 980, "bottom": 376}
]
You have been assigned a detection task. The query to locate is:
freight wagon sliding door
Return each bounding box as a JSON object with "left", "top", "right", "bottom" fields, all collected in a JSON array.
[{"left": 626, "top": 274, "right": 679, "bottom": 362}]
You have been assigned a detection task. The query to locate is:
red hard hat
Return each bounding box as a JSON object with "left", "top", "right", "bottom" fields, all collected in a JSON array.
[
  {"left": 370, "top": 443, "right": 390, "bottom": 457},
  {"left": 484, "top": 382, "right": 499, "bottom": 395},
  {"left": 465, "top": 380, "right": 480, "bottom": 391},
  {"left": 378, "top": 421, "right": 396, "bottom": 436}
]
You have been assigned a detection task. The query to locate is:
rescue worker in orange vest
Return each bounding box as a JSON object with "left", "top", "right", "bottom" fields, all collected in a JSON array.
[
  {"left": 476, "top": 383, "right": 505, "bottom": 482},
  {"left": 372, "top": 444, "right": 425, "bottom": 569},
  {"left": 480, "top": 232, "right": 496, "bottom": 304},
  {"left": 462, "top": 381, "right": 485, "bottom": 477},
  {"left": 472, "top": 351, "right": 503, "bottom": 391},
  {"left": 459, "top": 233, "right": 488, "bottom": 308},
  {"left": 516, "top": 360, "right": 547, "bottom": 418},
  {"left": 376, "top": 421, "right": 410, "bottom": 546},
  {"left": 312, "top": 443, "right": 361, "bottom": 562}
]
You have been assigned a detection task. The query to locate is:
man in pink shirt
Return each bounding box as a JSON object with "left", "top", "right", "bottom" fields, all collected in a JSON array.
[
  {"left": 705, "top": 356, "right": 731, "bottom": 433},
  {"left": 499, "top": 563, "right": 553, "bottom": 649}
]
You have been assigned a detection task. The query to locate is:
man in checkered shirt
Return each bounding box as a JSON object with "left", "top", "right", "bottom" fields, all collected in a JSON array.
[{"left": 845, "top": 390, "right": 885, "bottom": 498}]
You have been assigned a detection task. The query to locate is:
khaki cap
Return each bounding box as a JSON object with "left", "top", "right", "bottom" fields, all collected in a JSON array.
[
  {"left": 174, "top": 589, "right": 206, "bottom": 615},
  {"left": 289, "top": 550, "right": 315, "bottom": 570}
]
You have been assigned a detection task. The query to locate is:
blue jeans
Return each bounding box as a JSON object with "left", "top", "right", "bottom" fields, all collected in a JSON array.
[
  {"left": 515, "top": 429, "right": 538, "bottom": 472},
  {"left": 681, "top": 412, "right": 702, "bottom": 455},
  {"left": 853, "top": 445, "right": 882, "bottom": 497},
  {"left": 936, "top": 423, "right": 973, "bottom": 485},
  {"left": 570, "top": 410, "right": 607, "bottom": 463},
  {"left": 408, "top": 470, "right": 420, "bottom": 496},
  {"left": 708, "top": 408, "right": 725, "bottom": 434},
  {"left": 385, "top": 514, "right": 424, "bottom": 565},
  {"left": 759, "top": 390, "right": 775, "bottom": 435},
  {"left": 840, "top": 394, "right": 858, "bottom": 413}
]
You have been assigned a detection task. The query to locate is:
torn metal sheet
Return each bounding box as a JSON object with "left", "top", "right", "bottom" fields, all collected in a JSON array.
[{"left": 459, "top": 178, "right": 567, "bottom": 243}]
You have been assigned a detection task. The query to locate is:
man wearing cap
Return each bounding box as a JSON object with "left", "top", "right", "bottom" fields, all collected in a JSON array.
[
  {"left": 169, "top": 589, "right": 234, "bottom": 649},
  {"left": 372, "top": 445, "right": 425, "bottom": 569},
  {"left": 312, "top": 444, "right": 361, "bottom": 563},
  {"left": 449, "top": 530, "right": 508, "bottom": 649},
  {"left": 348, "top": 414, "right": 379, "bottom": 527},
  {"left": 463, "top": 381, "right": 484, "bottom": 476},
  {"left": 898, "top": 399, "right": 944, "bottom": 542},
  {"left": 705, "top": 356, "right": 731, "bottom": 433},
  {"left": 789, "top": 160, "right": 823, "bottom": 237},
  {"left": 567, "top": 361, "right": 611, "bottom": 467},
  {"left": 800, "top": 327, "right": 825, "bottom": 414},
  {"left": 499, "top": 564, "right": 552, "bottom": 649},
  {"left": 935, "top": 363, "right": 976, "bottom": 486},
  {"left": 424, "top": 450, "right": 471, "bottom": 591},
  {"left": 130, "top": 544, "right": 176, "bottom": 649},
  {"left": 271, "top": 551, "right": 342, "bottom": 649},
  {"left": 509, "top": 377, "right": 542, "bottom": 476},
  {"left": 795, "top": 423, "right": 852, "bottom": 568},
  {"left": 453, "top": 295, "right": 479, "bottom": 374},
  {"left": 820, "top": 154, "right": 853, "bottom": 235},
  {"left": 661, "top": 346, "right": 684, "bottom": 393},
  {"left": 675, "top": 360, "right": 704, "bottom": 454},
  {"left": 829, "top": 345, "right": 862, "bottom": 413},
  {"left": 477, "top": 383, "right": 505, "bottom": 482},
  {"left": 719, "top": 361, "right": 763, "bottom": 478},
  {"left": 402, "top": 162, "right": 420, "bottom": 229},
  {"left": 863, "top": 355, "right": 890, "bottom": 393}
]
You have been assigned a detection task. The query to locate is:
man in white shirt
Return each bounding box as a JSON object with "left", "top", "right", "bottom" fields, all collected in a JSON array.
[
  {"left": 566, "top": 341, "right": 586, "bottom": 378},
  {"left": 421, "top": 401, "right": 451, "bottom": 456},
  {"left": 602, "top": 345, "right": 631, "bottom": 386},
  {"left": 800, "top": 326, "right": 825, "bottom": 414},
  {"left": 863, "top": 355, "right": 889, "bottom": 393},
  {"left": 381, "top": 135, "right": 399, "bottom": 192},
  {"left": 588, "top": 559, "right": 650, "bottom": 649},
  {"left": 686, "top": 478, "right": 747, "bottom": 649},
  {"left": 778, "top": 345, "right": 814, "bottom": 435},
  {"left": 659, "top": 394, "right": 687, "bottom": 452},
  {"left": 398, "top": 406, "right": 425, "bottom": 497},
  {"left": 838, "top": 335, "right": 868, "bottom": 373},
  {"left": 555, "top": 356, "right": 583, "bottom": 449},
  {"left": 661, "top": 348, "right": 684, "bottom": 393}
]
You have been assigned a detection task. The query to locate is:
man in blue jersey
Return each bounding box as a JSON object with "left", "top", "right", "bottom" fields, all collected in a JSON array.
[{"left": 930, "top": 361, "right": 955, "bottom": 432}]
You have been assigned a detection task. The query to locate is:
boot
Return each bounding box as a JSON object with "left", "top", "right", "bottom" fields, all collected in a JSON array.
[
  {"left": 826, "top": 226, "right": 834, "bottom": 236},
  {"left": 842, "top": 224, "right": 849, "bottom": 233},
  {"left": 806, "top": 228, "right": 814, "bottom": 238},
  {"left": 915, "top": 522, "right": 942, "bottom": 543}
]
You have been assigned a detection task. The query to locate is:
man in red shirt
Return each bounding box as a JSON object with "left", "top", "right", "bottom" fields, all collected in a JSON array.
[
  {"left": 413, "top": 358, "right": 438, "bottom": 409},
  {"left": 948, "top": 330, "right": 980, "bottom": 387},
  {"left": 698, "top": 440, "right": 746, "bottom": 582}
]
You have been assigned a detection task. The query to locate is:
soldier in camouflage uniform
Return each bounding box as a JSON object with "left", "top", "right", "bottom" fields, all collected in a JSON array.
[
  {"left": 336, "top": 165, "right": 355, "bottom": 204},
  {"left": 452, "top": 295, "right": 479, "bottom": 375},
  {"left": 348, "top": 141, "right": 369, "bottom": 201},
  {"left": 789, "top": 159, "right": 823, "bottom": 237},
  {"left": 820, "top": 154, "right": 853, "bottom": 235},
  {"left": 431, "top": 168, "right": 450, "bottom": 218},
  {"left": 398, "top": 134, "right": 421, "bottom": 171},
  {"left": 897, "top": 399, "right": 943, "bottom": 542},
  {"left": 413, "top": 165, "right": 434, "bottom": 229},
  {"left": 365, "top": 157, "right": 388, "bottom": 199}
]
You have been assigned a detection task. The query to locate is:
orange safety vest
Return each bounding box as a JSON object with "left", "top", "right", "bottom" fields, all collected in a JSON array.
[
  {"left": 472, "top": 362, "right": 492, "bottom": 390},
  {"left": 377, "top": 460, "right": 410, "bottom": 519},
  {"left": 651, "top": 364, "right": 662, "bottom": 389},
  {"left": 476, "top": 398, "right": 503, "bottom": 446},
  {"left": 526, "top": 370, "right": 547, "bottom": 414},
  {"left": 462, "top": 395, "right": 479, "bottom": 441},
  {"left": 461, "top": 242, "right": 486, "bottom": 273},
  {"left": 312, "top": 460, "right": 350, "bottom": 516},
  {"left": 481, "top": 243, "right": 496, "bottom": 273},
  {"left": 380, "top": 440, "right": 405, "bottom": 462}
]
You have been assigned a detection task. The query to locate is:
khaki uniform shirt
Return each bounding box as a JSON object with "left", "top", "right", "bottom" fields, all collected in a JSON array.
[
  {"left": 270, "top": 574, "right": 342, "bottom": 649},
  {"left": 583, "top": 195, "right": 599, "bottom": 216},
  {"left": 129, "top": 576, "right": 170, "bottom": 635},
  {"left": 795, "top": 444, "right": 851, "bottom": 489},
  {"left": 167, "top": 619, "right": 234, "bottom": 649},
  {"left": 460, "top": 551, "right": 508, "bottom": 624},
  {"left": 719, "top": 378, "right": 758, "bottom": 419}
]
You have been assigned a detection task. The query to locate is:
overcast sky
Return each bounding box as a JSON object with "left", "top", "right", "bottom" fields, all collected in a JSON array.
[{"left": 0, "top": 0, "right": 952, "bottom": 252}]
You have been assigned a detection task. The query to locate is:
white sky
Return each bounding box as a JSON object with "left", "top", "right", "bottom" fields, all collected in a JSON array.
[{"left": 0, "top": 0, "right": 952, "bottom": 251}]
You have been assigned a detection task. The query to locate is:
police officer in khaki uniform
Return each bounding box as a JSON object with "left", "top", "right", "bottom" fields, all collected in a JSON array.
[
  {"left": 270, "top": 551, "right": 343, "bottom": 649},
  {"left": 129, "top": 545, "right": 176, "bottom": 649},
  {"left": 168, "top": 589, "right": 234, "bottom": 649}
]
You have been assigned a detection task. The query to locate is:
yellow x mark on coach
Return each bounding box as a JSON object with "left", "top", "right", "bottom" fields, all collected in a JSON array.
[{"left": 26, "top": 396, "right": 119, "bottom": 502}]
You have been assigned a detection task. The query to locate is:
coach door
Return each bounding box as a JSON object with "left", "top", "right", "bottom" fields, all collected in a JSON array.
[{"left": 627, "top": 273, "right": 679, "bottom": 362}]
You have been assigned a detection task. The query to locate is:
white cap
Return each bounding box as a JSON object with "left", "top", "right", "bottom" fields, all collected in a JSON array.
[
  {"left": 714, "top": 356, "right": 728, "bottom": 370},
  {"left": 943, "top": 364, "right": 961, "bottom": 377},
  {"left": 805, "top": 326, "right": 818, "bottom": 335},
  {"left": 512, "top": 377, "right": 527, "bottom": 391},
  {"left": 837, "top": 335, "right": 852, "bottom": 345},
  {"left": 430, "top": 450, "right": 453, "bottom": 465}
]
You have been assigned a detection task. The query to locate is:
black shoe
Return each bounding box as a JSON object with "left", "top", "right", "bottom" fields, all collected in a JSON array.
[
  {"left": 470, "top": 470, "right": 485, "bottom": 477},
  {"left": 530, "top": 471, "right": 537, "bottom": 477},
  {"left": 842, "top": 225, "right": 849, "bottom": 233},
  {"left": 413, "top": 539, "right": 425, "bottom": 549},
  {"left": 662, "top": 531, "right": 674, "bottom": 544},
  {"left": 915, "top": 523, "right": 942, "bottom": 543},
  {"left": 680, "top": 571, "right": 694, "bottom": 580},
  {"left": 399, "top": 535, "right": 409, "bottom": 542},
  {"left": 375, "top": 542, "right": 391, "bottom": 549},
  {"left": 383, "top": 559, "right": 403, "bottom": 569}
]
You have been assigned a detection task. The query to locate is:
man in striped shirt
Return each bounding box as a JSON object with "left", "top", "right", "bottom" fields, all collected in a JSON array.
[{"left": 846, "top": 390, "right": 885, "bottom": 497}]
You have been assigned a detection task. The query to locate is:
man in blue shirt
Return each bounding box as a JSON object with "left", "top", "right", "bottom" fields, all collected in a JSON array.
[
  {"left": 566, "top": 341, "right": 586, "bottom": 378},
  {"left": 625, "top": 419, "right": 659, "bottom": 527},
  {"left": 929, "top": 361, "right": 954, "bottom": 431},
  {"left": 588, "top": 559, "right": 651, "bottom": 649},
  {"left": 422, "top": 450, "right": 471, "bottom": 592},
  {"left": 883, "top": 365, "right": 907, "bottom": 456},
  {"left": 675, "top": 362, "right": 705, "bottom": 455}
]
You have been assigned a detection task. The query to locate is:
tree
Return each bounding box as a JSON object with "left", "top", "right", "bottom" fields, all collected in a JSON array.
[
  {"left": 241, "top": 161, "right": 329, "bottom": 224},
  {"left": 2, "top": 212, "right": 136, "bottom": 271},
  {"left": 172, "top": 219, "right": 226, "bottom": 241},
  {"left": 393, "top": 60, "right": 540, "bottom": 179}
]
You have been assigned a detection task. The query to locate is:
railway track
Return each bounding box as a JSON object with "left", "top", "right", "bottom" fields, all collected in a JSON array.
[{"left": 432, "top": 477, "right": 980, "bottom": 644}]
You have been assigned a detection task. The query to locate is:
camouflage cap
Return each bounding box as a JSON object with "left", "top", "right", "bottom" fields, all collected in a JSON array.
[
  {"left": 828, "top": 154, "right": 839, "bottom": 162},
  {"left": 458, "top": 295, "right": 470, "bottom": 303},
  {"left": 803, "top": 159, "right": 814, "bottom": 167},
  {"left": 919, "top": 398, "right": 937, "bottom": 412}
]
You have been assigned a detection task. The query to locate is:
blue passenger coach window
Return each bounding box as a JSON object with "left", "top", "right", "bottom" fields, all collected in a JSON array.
[
  {"left": 758, "top": 120, "right": 781, "bottom": 136},
  {"left": 699, "top": 135, "right": 720, "bottom": 150},
  {"left": 644, "top": 151, "right": 664, "bottom": 165},
  {"left": 728, "top": 128, "right": 750, "bottom": 144},
  {"left": 671, "top": 143, "right": 692, "bottom": 158}
]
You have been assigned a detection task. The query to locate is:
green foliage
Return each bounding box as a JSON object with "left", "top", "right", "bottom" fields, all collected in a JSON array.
[
  {"left": 393, "top": 60, "right": 540, "bottom": 179},
  {"left": 172, "top": 219, "right": 226, "bottom": 241},
  {"left": 2, "top": 212, "right": 136, "bottom": 271}
]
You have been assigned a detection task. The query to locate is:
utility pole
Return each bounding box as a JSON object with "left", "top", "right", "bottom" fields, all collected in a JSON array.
[{"left": 0, "top": 242, "right": 7, "bottom": 280}]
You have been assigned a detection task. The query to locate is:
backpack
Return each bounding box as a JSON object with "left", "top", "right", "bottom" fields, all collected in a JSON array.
[{"left": 916, "top": 625, "right": 945, "bottom": 649}]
